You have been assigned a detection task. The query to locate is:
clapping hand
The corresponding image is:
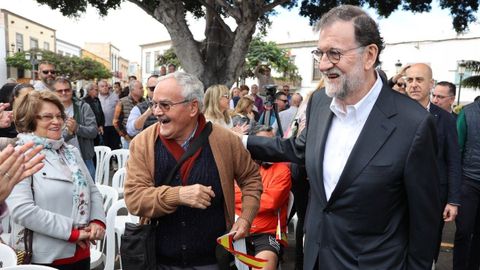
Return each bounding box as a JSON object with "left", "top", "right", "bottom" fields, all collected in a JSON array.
[{"left": 0, "top": 142, "right": 45, "bottom": 203}]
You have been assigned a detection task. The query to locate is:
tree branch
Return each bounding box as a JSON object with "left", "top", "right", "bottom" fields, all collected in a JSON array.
[
  {"left": 213, "top": 0, "right": 241, "bottom": 22},
  {"left": 263, "top": 0, "right": 291, "bottom": 13}
]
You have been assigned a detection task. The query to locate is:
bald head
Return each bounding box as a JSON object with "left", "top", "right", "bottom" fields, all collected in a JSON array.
[
  {"left": 291, "top": 93, "right": 303, "bottom": 107},
  {"left": 405, "top": 63, "right": 434, "bottom": 108}
]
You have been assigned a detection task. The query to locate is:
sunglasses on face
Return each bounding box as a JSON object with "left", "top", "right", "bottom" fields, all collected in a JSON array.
[
  {"left": 41, "top": 70, "right": 56, "bottom": 75},
  {"left": 396, "top": 82, "right": 406, "bottom": 88},
  {"left": 147, "top": 86, "right": 156, "bottom": 92}
]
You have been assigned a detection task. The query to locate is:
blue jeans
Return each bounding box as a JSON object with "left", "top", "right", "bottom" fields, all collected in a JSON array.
[
  {"left": 84, "top": 159, "right": 96, "bottom": 182},
  {"left": 121, "top": 137, "right": 130, "bottom": 149}
]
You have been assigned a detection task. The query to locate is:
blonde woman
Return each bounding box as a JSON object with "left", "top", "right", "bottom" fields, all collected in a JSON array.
[
  {"left": 231, "top": 97, "right": 256, "bottom": 133},
  {"left": 204, "top": 84, "right": 233, "bottom": 128}
]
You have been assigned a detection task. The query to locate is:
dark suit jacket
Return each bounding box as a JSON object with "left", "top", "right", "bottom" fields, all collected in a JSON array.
[
  {"left": 247, "top": 85, "right": 441, "bottom": 269},
  {"left": 429, "top": 103, "right": 462, "bottom": 205}
]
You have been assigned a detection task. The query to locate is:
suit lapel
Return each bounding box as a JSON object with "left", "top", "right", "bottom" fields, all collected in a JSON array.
[
  {"left": 307, "top": 90, "right": 333, "bottom": 205},
  {"left": 326, "top": 86, "right": 397, "bottom": 205}
]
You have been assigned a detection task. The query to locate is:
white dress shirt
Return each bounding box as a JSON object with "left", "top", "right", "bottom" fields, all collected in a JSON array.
[{"left": 323, "top": 73, "right": 383, "bottom": 201}]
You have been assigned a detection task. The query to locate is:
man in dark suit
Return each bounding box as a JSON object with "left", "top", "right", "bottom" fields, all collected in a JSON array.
[
  {"left": 405, "top": 63, "right": 462, "bottom": 266},
  {"left": 243, "top": 5, "right": 441, "bottom": 269},
  {"left": 432, "top": 81, "right": 457, "bottom": 118}
]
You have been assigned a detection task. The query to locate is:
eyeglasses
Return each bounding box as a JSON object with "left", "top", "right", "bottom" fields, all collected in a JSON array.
[
  {"left": 431, "top": 93, "right": 454, "bottom": 100},
  {"left": 278, "top": 99, "right": 288, "bottom": 103},
  {"left": 41, "top": 70, "right": 56, "bottom": 75},
  {"left": 55, "top": 88, "right": 71, "bottom": 95},
  {"left": 147, "top": 86, "right": 156, "bottom": 92},
  {"left": 396, "top": 82, "right": 406, "bottom": 88},
  {"left": 311, "top": 46, "right": 365, "bottom": 64},
  {"left": 221, "top": 94, "right": 230, "bottom": 99},
  {"left": 36, "top": 113, "right": 65, "bottom": 122},
  {"left": 148, "top": 99, "right": 191, "bottom": 111}
]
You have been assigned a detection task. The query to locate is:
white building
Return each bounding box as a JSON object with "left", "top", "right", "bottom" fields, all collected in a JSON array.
[
  {"left": 139, "top": 40, "right": 172, "bottom": 84},
  {"left": 139, "top": 31, "right": 479, "bottom": 104},
  {"left": 56, "top": 38, "right": 81, "bottom": 57}
]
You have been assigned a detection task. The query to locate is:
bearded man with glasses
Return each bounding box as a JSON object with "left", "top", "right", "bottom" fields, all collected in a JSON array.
[
  {"left": 33, "top": 61, "right": 56, "bottom": 91},
  {"left": 244, "top": 5, "right": 441, "bottom": 269}
]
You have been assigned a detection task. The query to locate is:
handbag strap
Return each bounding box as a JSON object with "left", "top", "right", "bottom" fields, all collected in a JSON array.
[
  {"left": 150, "top": 122, "right": 212, "bottom": 226},
  {"left": 23, "top": 177, "right": 34, "bottom": 255},
  {"left": 162, "top": 122, "right": 213, "bottom": 186}
]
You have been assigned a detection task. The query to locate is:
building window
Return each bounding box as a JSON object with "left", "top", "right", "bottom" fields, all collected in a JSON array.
[
  {"left": 145, "top": 52, "right": 151, "bottom": 74},
  {"left": 44, "top": 42, "right": 50, "bottom": 51},
  {"left": 30, "top": 38, "right": 39, "bottom": 49},
  {"left": 16, "top": 33, "right": 23, "bottom": 52},
  {"left": 58, "top": 50, "right": 64, "bottom": 55},
  {"left": 153, "top": 51, "right": 160, "bottom": 72},
  {"left": 312, "top": 58, "right": 322, "bottom": 80}
]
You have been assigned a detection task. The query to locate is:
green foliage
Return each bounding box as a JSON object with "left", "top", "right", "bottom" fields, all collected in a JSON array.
[
  {"left": 156, "top": 48, "right": 181, "bottom": 68},
  {"left": 459, "top": 60, "right": 480, "bottom": 89},
  {"left": 299, "top": 0, "right": 478, "bottom": 33},
  {"left": 244, "top": 37, "right": 301, "bottom": 82},
  {"left": 6, "top": 49, "right": 111, "bottom": 81}
]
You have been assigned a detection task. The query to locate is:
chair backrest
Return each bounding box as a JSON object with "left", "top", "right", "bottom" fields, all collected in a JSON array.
[
  {"left": 96, "top": 184, "right": 119, "bottom": 213},
  {"left": 111, "top": 167, "right": 127, "bottom": 194},
  {"left": 98, "top": 149, "right": 130, "bottom": 186},
  {"left": 111, "top": 149, "right": 130, "bottom": 169},
  {"left": 104, "top": 199, "right": 127, "bottom": 270},
  {"left": 0, "top": 243, "right": 17, "bottom": 268},
  {"left": 94, "top": 146, "right": 111, "bottom": 183}
]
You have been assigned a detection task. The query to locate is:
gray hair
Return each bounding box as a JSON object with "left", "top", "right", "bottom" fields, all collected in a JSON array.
[
  {"left": 85, "top": 82, "right": 97, "bottom": 92},
  {"left": 158, "top": 71, "right": 205, "bottom": 111},
  {"left": 129, "top": 79, "right": 140, "bottom": 91},
  {"left": 316, "top": 5, "right": 384, "bottom": 67}
]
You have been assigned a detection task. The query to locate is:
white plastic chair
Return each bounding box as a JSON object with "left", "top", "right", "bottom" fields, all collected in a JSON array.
[
  {"left": 104, "top": 199, "right": 126, "bottom": 270},
  {"left": 0, "top": 243, "right": 17, "bottom": 268},
  {"left": 94, "top": 146, "right": 111, "bottom": 183},
  {"left": 233, "top": 191, "right": 294, "bottom": 270},
  {"left": 90, "top": 185, "right": 118, "bottom": 269},
  {"left": 3, "top": 266, "right": 57, "bottom": 269},
  {"left": 98, "top": 149, "right": 130, "bottom": 186},
  {"left": 96, "top": 184, "right": 119, "bottom": 213},
  {"left": 111, "top": 167, "right": 126, "bottom": 198}
]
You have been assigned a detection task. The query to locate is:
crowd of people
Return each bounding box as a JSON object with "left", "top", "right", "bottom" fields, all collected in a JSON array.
[{"left": 0, "top": 4, "right": 480, "bottom": 270}]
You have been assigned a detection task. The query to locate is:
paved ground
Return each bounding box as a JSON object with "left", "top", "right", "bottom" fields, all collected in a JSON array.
[{"left": 281, "top": 221, "right": 456, "bottom": 270}]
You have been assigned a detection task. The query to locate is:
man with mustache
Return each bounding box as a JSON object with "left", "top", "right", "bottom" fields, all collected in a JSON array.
[
  {"left": 244, "top": 5, "right": 440, "bottom": 269},
  {"left": 33, "top": 61, "right": 56, "bottom": 91},
  {"left": 124, "top": 71, "right": 262, "bottom": 269}
]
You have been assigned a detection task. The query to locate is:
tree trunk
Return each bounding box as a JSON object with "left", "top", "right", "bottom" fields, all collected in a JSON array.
[{"left": 136, "top": 0, "right": 269, "bottom": 89}]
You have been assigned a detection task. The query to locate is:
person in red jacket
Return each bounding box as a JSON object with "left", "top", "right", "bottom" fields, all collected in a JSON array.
[{"left": 235, "top": 125, "right": 292, "bottom": 270}]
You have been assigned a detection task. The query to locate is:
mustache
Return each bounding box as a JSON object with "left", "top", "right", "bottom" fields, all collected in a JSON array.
[
  {"left": 157, "top": 115, "right": 171, "bottom": 124},
  {"left": 322, "top": 67, "right": 342, "bottom": 76}
]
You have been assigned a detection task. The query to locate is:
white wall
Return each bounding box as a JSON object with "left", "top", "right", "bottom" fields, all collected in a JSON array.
[
  {"left": 56, "top": 39, "right": 81, "bottom": 57},
  {"left": 0, "top": 25, "right": 7, "bottom": 84}
]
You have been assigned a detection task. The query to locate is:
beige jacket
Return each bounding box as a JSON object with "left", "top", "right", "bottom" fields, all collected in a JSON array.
[{"left": 124, "top": 122, "right": 262, "bottom": 229}]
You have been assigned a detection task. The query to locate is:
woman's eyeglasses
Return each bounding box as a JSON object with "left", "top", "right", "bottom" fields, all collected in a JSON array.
[{"left": 36, "top": 114, "right": 65, "bottom": 122}]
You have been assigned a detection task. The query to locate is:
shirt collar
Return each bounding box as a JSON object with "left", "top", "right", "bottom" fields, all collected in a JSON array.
[
  {"left": 180, "top": 121, "right": 199, "bottom": 150},
  {"left": 329, "top": 71, "right": 383, "bottom": 121}
]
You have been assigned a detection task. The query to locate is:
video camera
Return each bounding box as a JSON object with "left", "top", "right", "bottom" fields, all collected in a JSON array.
[{"left": 264, "top": 84, "right": 277, "bottom": 106}]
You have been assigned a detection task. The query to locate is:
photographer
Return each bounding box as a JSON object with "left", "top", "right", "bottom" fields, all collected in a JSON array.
[
  {"left": 259, "top": 91, "right": 288, "bottom": 136},
  {"left": 254, "top": 64, "right": 274, "bottom": 96}
]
